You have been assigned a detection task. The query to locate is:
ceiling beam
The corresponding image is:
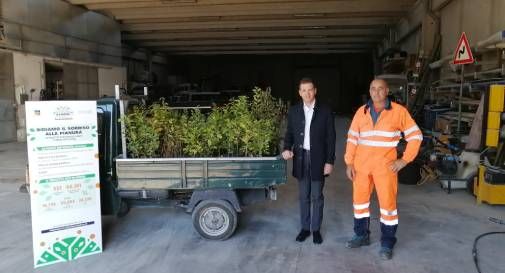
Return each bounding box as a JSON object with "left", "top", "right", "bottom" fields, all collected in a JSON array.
[
  {"left": 75, "top": 0, "right": 414, "bottom": 10},
  {"left": 158, "top": 43, "right": 375, "bottom": 52},
  {"left": 120, "top": 12, "right": 405, "bottom": 24},
  {"left": 106, "top": 1, "right": 413, "bottom": 20},
  {"left": 133, "top": 37, "right": 380, "bottom": 47},
  {"left": 168, "top": 49, "right": 371, "bottom": 55},
  {"left": 121, "top": 17, "right": 396, "bottom": 32},
  {"left": 67, "top": 0, "right": 415, "bottom": 54},
  {"left": 70, "top": 0, "right": 322, "bottom": 6},
  {"left": 123, "top": 28, "right": 386, "bottom": 41},
  {"left": 82, "top": 0, "right": 349, "bottom": 10},
  {"left": 68, "top": 0, "right": 157, "bottom": 4}
]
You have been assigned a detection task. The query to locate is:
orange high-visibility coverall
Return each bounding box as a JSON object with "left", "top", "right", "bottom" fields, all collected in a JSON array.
[{"left": 344, "top": 101, "right": 422, "bottom": 247}]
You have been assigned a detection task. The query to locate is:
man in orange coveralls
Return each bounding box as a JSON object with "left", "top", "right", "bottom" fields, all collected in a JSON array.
[{"left": 344, "top": 79, "right": 423, "bottom": 260}]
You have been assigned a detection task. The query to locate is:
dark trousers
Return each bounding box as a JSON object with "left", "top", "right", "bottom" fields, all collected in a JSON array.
[
  {"left": 298, "top": 150, "right": 325, "bottom": 231},
  {"left": 354, "top": 217, "right": 398, "bottom": 249}
]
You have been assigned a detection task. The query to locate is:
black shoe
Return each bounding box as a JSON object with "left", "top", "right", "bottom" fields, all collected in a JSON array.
[
  {"left": 295, "top": 229, "right": 311, "bottom": 242},
  {"left": 345, "top": 234, "right": 370, "bottom": 248},
  {"left": 313, "top": 231, "right": 323, "bottom": 244},
  {"left": 379, "top": 247, "right": 393, "bottom": 260}
]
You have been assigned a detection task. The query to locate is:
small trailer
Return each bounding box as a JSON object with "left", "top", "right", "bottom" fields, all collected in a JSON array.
[{"left": 97, "top": 98, "right": 287, "bottom": 240}]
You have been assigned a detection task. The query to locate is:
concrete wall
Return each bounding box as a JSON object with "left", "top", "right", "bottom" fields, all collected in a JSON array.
[
  {"left": 12, "top": 52, "right": 44, "bottom": 101},
  {"left": 98, "top": 66, "right": 127, "bottom": 97},
  {"left": 0, "top": 99, "right": 16, "bottom": 143},
  {"left": 11, "top": 52, "right": 44, "bottom": 142},
  {"left": 0, "top": 0, "right": 129, "bottom": 142},
  {"left": 437, "top": 0, "right": 505, "bottom": 79},
  {"left": 0, "top": 52, "right": 15, "bottom": 100},
  {"left": 382, "top": 0, "right": 505, "bottom": 53},
  {"left": 0, "top": 44, "right": 16, "bottom": 143},
  {"left": 1, "top": 0, "right": 122, "bottom": 66},
  {"left": 381, "top": 0, "right": 505, "bottom": 79},
  {"left": 12, "top": 51, "right": 128, "bottom": 100},
  {"left": 381, "top": 0, "right": 426, "bottom": 55},
  {"left": 436, "top": 0, "right": 505, "bottom": 56}
]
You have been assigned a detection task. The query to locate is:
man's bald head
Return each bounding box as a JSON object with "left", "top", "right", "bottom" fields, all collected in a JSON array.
[
  {"left": 370, "top": 78, "right": 389, "bottom": 89},
  {"left": 369, "top": 78, "right": 389, "bottom": 106}
]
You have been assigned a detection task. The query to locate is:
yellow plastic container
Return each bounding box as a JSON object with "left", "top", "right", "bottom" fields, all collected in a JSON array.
[
  {"left": 485, "top": 129, "right": 500, "bottom": 147},
  {"left": 489, "top": 85, "right": 504, "bottom": 112},
  {"left": 487, "top": 111, "right": 501, "bottom": 129},
  {"left": 475, "top": 165, "right": 505, "bottom": 205}
]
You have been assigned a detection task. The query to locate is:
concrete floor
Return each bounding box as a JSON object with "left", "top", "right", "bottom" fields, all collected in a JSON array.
[
  {"left": 1, "top": 119, "right": 505, "bottom": 273},
  {"left": 0, "top": 141, "right": 27, "bottom": 183}
]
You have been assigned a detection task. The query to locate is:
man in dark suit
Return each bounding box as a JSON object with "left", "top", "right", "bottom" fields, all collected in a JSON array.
[{"left": 282, "top": 77, "right": 336, "bottom": 244}]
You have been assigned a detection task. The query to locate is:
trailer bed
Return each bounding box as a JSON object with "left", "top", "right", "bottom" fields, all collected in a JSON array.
[{"left": 116, "top": 156, "right": 287, "bottom": 190}]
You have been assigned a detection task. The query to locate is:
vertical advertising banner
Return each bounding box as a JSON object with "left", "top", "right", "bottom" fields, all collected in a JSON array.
[{"left": 25, "top": 101, "right": 102, "bottom": 268}]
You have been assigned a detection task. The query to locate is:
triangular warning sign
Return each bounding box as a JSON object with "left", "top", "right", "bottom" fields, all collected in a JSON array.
[{"left": 453, "top": 32, "right": 474, "bottom": 65}]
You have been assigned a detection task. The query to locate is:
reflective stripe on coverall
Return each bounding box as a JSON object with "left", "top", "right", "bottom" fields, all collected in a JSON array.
[{"left": 344, "top": 101, "right": 422, "bottom": 248}]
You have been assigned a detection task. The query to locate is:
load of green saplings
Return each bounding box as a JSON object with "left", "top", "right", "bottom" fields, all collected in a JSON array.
[{"left": 122, "top": 87, "right": 287, "bottom": 158}]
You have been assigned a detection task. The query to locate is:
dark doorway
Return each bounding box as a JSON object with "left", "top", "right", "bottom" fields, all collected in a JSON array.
[{"left": 43, "top": 62, "right": 64, "bottom": 100}]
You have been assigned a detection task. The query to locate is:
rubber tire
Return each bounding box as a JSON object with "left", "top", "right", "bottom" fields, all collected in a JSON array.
[
  {"left": 117, "top": 199, "right": 130, "bottom": 218},
  {"left": 192, "top": 200, "right": 237, "bottom": 240}
]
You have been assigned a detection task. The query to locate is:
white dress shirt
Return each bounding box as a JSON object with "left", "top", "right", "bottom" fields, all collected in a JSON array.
[{"left": 303, "top": 100, "right": 315, "bottom": 150}]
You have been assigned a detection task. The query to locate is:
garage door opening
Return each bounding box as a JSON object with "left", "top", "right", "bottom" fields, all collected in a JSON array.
[{"left": 167, "top": 53, "right": 374, "bottom": 114}]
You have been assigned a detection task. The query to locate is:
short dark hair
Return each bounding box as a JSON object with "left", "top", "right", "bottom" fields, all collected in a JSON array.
[{"left": 299, "top": 77, "right": 316, "bottom": 88}]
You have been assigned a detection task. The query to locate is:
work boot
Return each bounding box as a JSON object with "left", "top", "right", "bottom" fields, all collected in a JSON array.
[
  {"left": 295, "top": 229, "right": 311, "bottom": 242},
  {"left": 313, "top": 231, "right": 323, "bottom": 244},
  {"left": 379, "top": 247, "right": 393, "bottom": 260},
  {"left": 345, "top": 234, "right": 370, "bottom": 248}
]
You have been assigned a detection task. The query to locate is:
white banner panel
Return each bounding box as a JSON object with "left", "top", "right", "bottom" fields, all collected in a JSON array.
[{"left": 25, "top": 101, "right": 102, "bottom": 268}]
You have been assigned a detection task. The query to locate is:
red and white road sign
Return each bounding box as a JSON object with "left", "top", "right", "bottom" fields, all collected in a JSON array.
[{"left": 453, "top": 32, "right": 474, "bottom": 65}]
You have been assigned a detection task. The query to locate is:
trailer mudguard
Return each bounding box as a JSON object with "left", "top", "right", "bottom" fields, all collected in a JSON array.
[{"left": 187, "top": 189, "right": 241, "bottom": 213}]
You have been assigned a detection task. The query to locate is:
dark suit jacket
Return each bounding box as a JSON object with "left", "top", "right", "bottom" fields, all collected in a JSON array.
[{"left": 283, "top": 100, "right": 336, "bottom": 181}]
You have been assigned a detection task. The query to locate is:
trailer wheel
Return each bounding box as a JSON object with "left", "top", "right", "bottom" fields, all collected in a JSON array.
[
  {"left": 192, "top": 200, "right": 237, "bottom": 240},
  {"left": 117, "top": 199, "right": 130, "bottom": 218}
]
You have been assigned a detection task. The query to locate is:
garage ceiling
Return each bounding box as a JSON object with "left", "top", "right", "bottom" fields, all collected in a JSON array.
[{"left": 67, "top": 0, "right": 417, "bottom": 55}]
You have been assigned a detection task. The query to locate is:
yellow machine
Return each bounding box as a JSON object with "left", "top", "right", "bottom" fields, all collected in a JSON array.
[
  {"left": 474, "top": 85, "right": 505, "bottom": 205},
  {"left": 475, "top": 165, "right": 505, "bottom": 204}
]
